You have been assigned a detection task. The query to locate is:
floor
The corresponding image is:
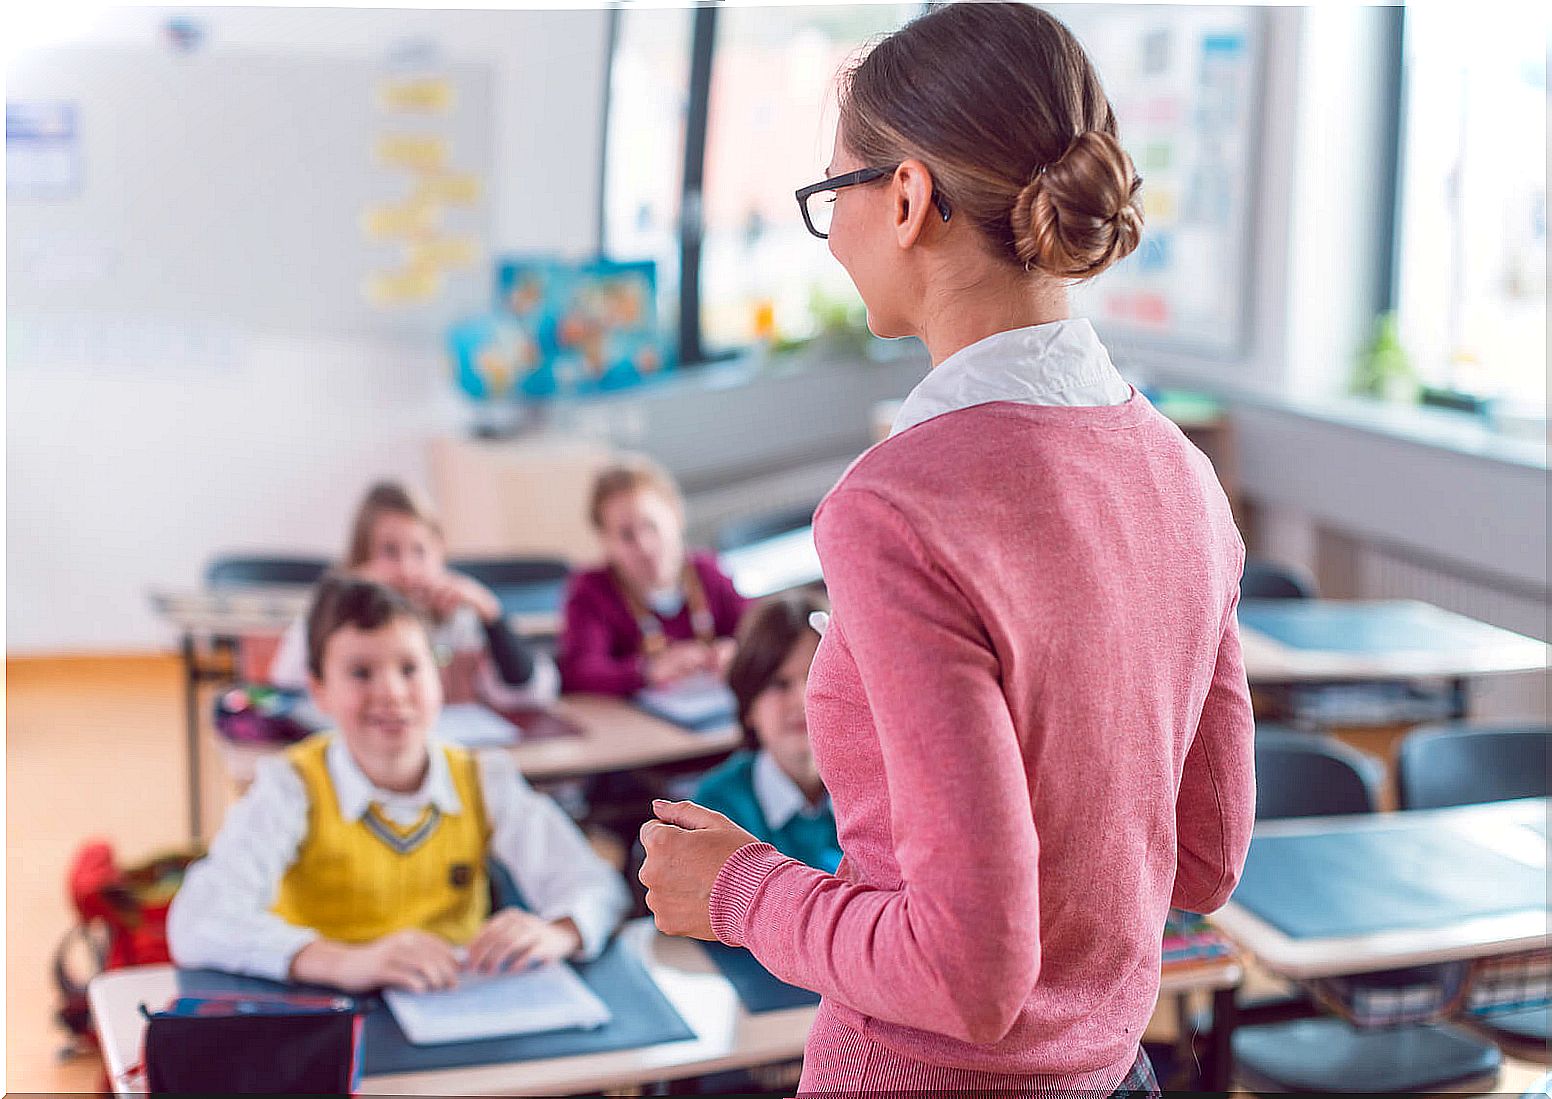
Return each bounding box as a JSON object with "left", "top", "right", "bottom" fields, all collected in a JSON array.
[{"left": 5, "top": 655, "right": 1545, "bottom": 1094}]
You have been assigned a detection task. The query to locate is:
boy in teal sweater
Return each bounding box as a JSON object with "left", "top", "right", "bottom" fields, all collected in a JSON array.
[{"left": 693, "top": 592, "right": 840, "bottom": 873}]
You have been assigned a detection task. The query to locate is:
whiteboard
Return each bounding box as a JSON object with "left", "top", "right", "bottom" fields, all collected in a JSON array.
[
  {"left": 1054, "top": 6, "right": 1265, "bottom": 358},
  {"left": 6, "top": 47, "right": 494, "bottom": 340}
]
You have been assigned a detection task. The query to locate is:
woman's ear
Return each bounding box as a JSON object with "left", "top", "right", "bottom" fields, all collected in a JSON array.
[{"left": 891, "top": 158, "right": 938, "bottom": 249}]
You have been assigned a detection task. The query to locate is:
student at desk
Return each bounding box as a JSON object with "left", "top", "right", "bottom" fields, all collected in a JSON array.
[
  {"left": 557, "top": 458, "right": 748, "bottom": 696},
  {"left": 695, "top": 593, "right": 840, "bottom": 873},
  {"left": 270, "top": 481, "right": 558, "bottom": 708},
  {"left": 170, "top": 576, "right": 629, "bottom": 991}
]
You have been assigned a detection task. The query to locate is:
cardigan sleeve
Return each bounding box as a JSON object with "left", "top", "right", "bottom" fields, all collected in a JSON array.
[
  {"left": 707, "top": 486, "right": 1041, "bottom": 1046},
  {"left": 1171, "top": 587, "right": 1256, "bottom": 912}
]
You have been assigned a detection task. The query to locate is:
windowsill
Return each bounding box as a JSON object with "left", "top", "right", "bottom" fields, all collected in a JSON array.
[{"left": 1239, "top": 390, "right": 1548, "bottom": 472}]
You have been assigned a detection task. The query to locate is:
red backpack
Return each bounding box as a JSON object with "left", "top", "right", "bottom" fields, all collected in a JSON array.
[{"left": 54, "top": 841, "right": 200, "bottom": 1047}]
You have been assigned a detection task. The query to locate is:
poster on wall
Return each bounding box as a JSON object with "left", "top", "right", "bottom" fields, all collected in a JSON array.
[{"left": 1054, "top": 6, "right": 1263, "bottom": 358}]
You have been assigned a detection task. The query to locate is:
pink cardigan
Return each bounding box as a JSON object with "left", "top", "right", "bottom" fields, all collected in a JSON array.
[{"left": 709, "top": 393, "right": 1255, "bottom": 1087}]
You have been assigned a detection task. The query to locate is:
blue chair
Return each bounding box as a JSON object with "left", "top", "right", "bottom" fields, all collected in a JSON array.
[
  {"left": 1241, "top": 557, "right": 1316, "bottom": 601},
  {"left": 1397, "top": 723, "right": 1552, "bottom": 810},
  {"left": 449, "top": 556, "right": 570, "bottom": 623},
  {"left": 1231, "top": 727, "right": 1503, "bottom": 1092},
  {"left": 205, "top": 555, "right": 331, "bottom": 588},
  {"left": 1254, "top": 727, "right": 1384, "bottom": 819}
]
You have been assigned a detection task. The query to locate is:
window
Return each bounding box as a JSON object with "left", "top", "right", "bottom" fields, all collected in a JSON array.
[
  {"left": 601, "top": 4, "right": 923, "bottom": 366},
  {"left": 1394, "top": 5, "right": 1547, "bottom": 410},
  {"left": 601, "top": 7, "right": 695, "bottom": 362},
  {"left": 698, "top": 4, "right": 921, "bottom": 353}
]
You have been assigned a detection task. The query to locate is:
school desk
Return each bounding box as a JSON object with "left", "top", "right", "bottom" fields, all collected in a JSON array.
[
  {"left": 1212, "top": 798, "right": 1548, "bottom": 982},
  {"left": 150, "top": 586, "right": 567, "bottom": 843},
  {"left": 214, "top": 694, "right": 741, "bottom": 791},
  {"left": 90, "top": 918, "right": 815, "bottom": 1096},
  {"left": 90, "top": 918, "right": 1243, "bottom": 1095}
]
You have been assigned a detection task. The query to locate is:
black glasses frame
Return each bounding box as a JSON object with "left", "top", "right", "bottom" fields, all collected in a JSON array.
[{"left": 794, "top": 164, "right": 952, "bottom": 240}]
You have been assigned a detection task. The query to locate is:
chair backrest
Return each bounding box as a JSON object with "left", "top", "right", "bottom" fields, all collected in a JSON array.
[
  {"left": 1254, "top": 727, "right": 1383, "bottom": 819},
  {"left": 449, "top": 556, "right": 571, "bottom": 618},
  {"left": 1241, "top": 557, "right": 1316, "bottom": 601},
  {"left": 715, "top": 504, "right": 817, "bottom": 553},
  {"left": 1396, "top": 723, "right": 1552, "bottom": 810},
  {"left": 205, "top": 555, "right": 332, "bottom": 589}
]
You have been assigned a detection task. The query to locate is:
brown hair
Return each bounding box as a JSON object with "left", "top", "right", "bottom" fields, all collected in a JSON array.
[
  {"left": 587, "top": 456, "right": 684, "bottom": 530},
  {"left": 304, "top": 573, "right": 428, "bottom": 679},
  {"left": 838, "top": 2, "right": 1142, "bottom": 279},
  {"left": 727, "top": 591, "right": 829, "bottom": 749},
  {"left": 345, "top": 481, "right": 442, "bottom": 568}
]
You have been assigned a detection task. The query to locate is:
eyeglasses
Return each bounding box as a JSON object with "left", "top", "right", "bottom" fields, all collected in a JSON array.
[{"left": 794, "top": 164, "right": 952, "bottom": 240}]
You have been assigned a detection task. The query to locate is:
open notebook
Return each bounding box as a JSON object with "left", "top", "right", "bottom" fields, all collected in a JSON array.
[
  {"left": 383, "top": 961, "right": 611, "bottom": 1046},
  {"left": 433, "top": 703, "right": 523, "bottom": 748},
  {"left": 635, "top": 673, "right": 737, "bottom": 730}
]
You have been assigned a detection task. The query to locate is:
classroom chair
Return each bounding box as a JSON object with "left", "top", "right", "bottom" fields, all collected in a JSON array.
[
  {"left": 1230, "top": 728, "right": 1503, "bottom": 1093},
  {"left": 1252, "top": 727, "right": 1384, "bottom": 820},
  {"left": 448, "top": 556, "right": 570, "bottom": 622},
  {"left": 715, "top": 503, "right": 818, "bottom": 553},
  {"left": 1240, "top": 557, "right": 1316, "bottom": 601},
  {"left": 1396, "top": 723, "right": 1552, "bottom": 810},
  {"left": 205, "top": 555, "right": 331, "bottom": 588}
]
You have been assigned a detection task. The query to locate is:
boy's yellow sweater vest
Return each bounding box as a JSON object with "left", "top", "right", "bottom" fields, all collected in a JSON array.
[{"left": 271, "top": 734, "right": 492, "bottom": 945}]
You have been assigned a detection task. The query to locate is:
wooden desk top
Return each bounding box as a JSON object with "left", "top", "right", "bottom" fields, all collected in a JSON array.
[
  {"left": 1213, "top": 798, "right": 1549, "bottom": 980},
  {"left": 217, "top": 695, "right": 742, "bottom": 786},
  {"left": 149, "top": 586, "right": 559, "bottom": 639}
]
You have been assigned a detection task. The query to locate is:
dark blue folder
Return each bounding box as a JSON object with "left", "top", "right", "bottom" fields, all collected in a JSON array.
[
  {"left": 178, "top": 933, "right": 694, "bottom": 1074},
  {"left": 1234, "top": 824, "right": 1547, "bottom": 940},
  {"left": 699, "top": 941, "right": 820, "bottom": 1013}
]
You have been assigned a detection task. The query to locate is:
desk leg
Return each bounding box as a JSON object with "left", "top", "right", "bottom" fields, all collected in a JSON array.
[
  {"left": 1207, "top": 986, "right": 1237, "bottom": 1093},
  {"left": 182, "top": 633, "right": 203, "bottom": 847},
  {"left": 1448, "top": 676, "right": 1469, "bottom": 720}
]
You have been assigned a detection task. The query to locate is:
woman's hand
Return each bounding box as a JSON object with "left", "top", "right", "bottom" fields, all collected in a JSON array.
[
  {"left": 292, "top": 930, "right": 461, "bottom": 993},
  {"left": 466, "top": 911, "right": 582, "bottom": 974},
  {"left": 638, "top": 800, "right": 761, "bottom": 940}
]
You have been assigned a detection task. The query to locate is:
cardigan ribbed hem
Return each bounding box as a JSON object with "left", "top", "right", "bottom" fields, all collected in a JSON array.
[{"left": 709, "top": 841, "right": 786, "bottom": 946}]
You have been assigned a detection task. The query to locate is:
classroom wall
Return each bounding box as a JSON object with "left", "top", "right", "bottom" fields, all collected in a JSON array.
[{"left": 6, "top": 7, "right": 612, "bottom": 653}]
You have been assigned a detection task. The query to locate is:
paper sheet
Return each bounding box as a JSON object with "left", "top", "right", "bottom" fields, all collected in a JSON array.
[{"left": 383, "top": 961, "right": 611, "bottom": 1045}]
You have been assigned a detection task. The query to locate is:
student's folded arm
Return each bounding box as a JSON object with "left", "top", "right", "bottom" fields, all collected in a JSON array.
[
  {"left": 480, "top": 615, "right": 538, "bottom": 687},
  {"left": 710, "top": 488, "right": 1040, "bottom": 1046},
  {"left": 479, "top": 753, "right": 630, "bottom": 959},
  {"left": 166, "top": 757, "right": 315, "bottom": 981},
  {"left": 477, "top": 650, "right": 561, "bottom": 709},
  {"left": 556, "top": 584, "right": 647, "bottom": 696},
  {"left": 1172, "top": 587, "right": 1256, "bottom": 913}
]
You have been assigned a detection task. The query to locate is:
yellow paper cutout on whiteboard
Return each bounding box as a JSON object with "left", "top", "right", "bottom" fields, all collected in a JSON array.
[
  {"left": 363, "top": 267, "right": 442, "bottom": 306},
  {"left": 414, "top": 173, "right": 481, "bottom": 207},
  {"left": 376, "top": 78, "right": 455, "bottom": 113},
  {"left": 360, "top": 201, "right": 441, "bottom": 241},
  {"left": 376, "top": 134, "right": 448, "bottom": 172},
  {"left": 406, "top": 236, "right": 480, "bottom": 272},
  {"left": 1143, "top": 186, "right": 1177, "bottom": 224}
]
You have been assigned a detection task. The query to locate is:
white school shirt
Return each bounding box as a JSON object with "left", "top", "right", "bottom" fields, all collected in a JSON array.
[
  {"left": 889, "top": 318, "right": 1131, "bottom": 437},
  {"left": 268, "top": 606, "right": 560, "bottom": 709},
  {"left": 752, "top": 749, "right": 833, "bottom": 829},
  {"left": 167, "top": 738, "right": 629, "bottom": 981}
]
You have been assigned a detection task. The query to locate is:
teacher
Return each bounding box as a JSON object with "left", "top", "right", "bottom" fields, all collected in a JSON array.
[{"left": 639, "top": 4, "right": 1256, "bottom": 1095}]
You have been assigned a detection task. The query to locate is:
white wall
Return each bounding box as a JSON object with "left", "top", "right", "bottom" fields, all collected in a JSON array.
[{"left": 6, "top": 7, "right": 612, "bottom": 652}]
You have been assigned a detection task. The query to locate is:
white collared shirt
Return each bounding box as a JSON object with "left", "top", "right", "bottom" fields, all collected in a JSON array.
[
  {"left": 752, "top": 750, "right": 831, "bottom": 831},
  {"left": 168, "top": 739, "right": 629, "bottom": 981},
  {"left": 890, "top": 318, "right": 1131, "bottom": 437}
]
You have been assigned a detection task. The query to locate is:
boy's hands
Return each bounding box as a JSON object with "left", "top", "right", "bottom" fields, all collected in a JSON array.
[
  {"left": 466, "top": 912, "right": 583, "bottom": 974},
  {"left": 291, "top": 930, "right": 460, "bottom": 994}
]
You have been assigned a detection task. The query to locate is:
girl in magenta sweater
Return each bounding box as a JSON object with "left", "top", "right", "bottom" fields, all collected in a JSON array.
[
  {"left": 638, "top": 5, "right": 1255, "bottom": 1096},
  {"left": 557, "top": 457, "right": 748, "bottom": 696}
]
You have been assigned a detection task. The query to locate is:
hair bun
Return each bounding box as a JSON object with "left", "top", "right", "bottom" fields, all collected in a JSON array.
[{"left": 1010, "top": 130, "right": 1143, "bottom": 279}]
